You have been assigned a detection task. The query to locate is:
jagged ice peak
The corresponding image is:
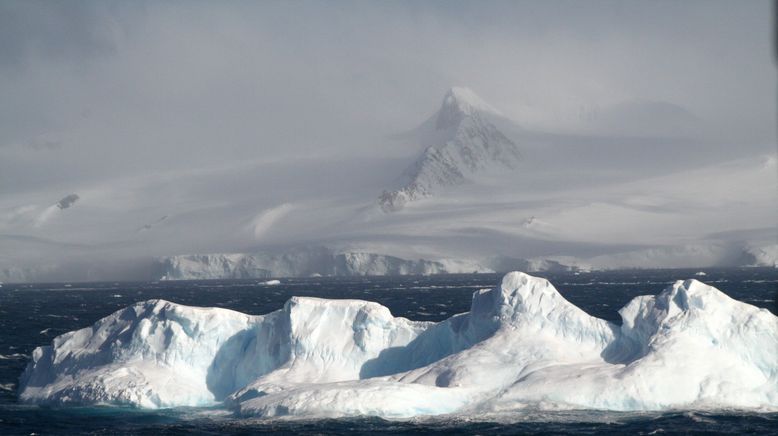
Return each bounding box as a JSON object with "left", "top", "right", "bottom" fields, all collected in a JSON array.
[{"left": 436, "top": 87, "right": 503, "bottom": 129}]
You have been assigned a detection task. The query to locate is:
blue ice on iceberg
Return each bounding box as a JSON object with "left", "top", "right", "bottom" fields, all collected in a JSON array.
[{"left": 18, "top": 272, "right": 778, "bottom": 417}]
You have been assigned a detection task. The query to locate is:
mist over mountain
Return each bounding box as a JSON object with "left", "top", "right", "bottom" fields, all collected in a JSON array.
[
  {"left": 0, "top": 1, "right": 775, "bottom": 282},
  {"left": 1, "top": 85, "right": 774, "bottom": 282}
]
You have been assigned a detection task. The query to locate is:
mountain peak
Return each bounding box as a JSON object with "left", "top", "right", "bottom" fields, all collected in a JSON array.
[
  {"left": 378, "top": 87, "right": 519, "bottom": 212},
  {"left": 437, "top": 87, "right": 502, "bottom": 129}
]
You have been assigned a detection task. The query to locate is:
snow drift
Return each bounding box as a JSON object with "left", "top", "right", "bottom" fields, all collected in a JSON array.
[{"left": 19, "top": 272, "right": 778, "bottom": 417}]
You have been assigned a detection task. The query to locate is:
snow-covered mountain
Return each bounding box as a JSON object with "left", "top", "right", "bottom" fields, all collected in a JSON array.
[
  {"left": 0, "top": 87, "right": 774, "bottom": 283},
  {"left": 379, "top": 87, "right": 521, "bottom": 212}
]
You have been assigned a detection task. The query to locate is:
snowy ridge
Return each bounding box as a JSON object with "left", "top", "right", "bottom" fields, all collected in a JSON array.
[
  {"left": 379, "top": 88, "right": 521, "bottom": 211},
  {"left": 19, "top": 272, "right": 778, "bottom": 416}
]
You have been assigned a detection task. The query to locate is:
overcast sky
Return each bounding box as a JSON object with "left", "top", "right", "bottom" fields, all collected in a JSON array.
[{"left": 0, "top": 0, "right": 775, "bottom": 195}]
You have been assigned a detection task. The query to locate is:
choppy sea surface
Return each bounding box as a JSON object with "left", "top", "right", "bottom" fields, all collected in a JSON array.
[{"left": 1, "top": 268, "right": 776, "bottom": 435}]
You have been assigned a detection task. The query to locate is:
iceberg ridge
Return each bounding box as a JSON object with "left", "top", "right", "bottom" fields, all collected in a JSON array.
[{"left": 18, "top": 272, "right": 778, "bottom": 417}]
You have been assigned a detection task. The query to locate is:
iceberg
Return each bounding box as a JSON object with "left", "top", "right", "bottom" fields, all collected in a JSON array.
[{"left": 19, "top": 272, "right": 778, "bottom": 417}]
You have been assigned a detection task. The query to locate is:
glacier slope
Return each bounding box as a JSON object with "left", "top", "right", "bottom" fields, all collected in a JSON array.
[{"left": 19, "top": 272, "right": 778, "bottom": 418}]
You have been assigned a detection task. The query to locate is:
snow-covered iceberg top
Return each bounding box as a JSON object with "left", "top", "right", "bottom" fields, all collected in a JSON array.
[{"left": 18, "top": 272, "right": 778, "bottom": 417}]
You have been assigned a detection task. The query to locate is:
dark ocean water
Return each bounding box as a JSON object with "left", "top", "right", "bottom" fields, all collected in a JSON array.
[{"left": 0, "top": 268, "right": 776, "bottom": 435}]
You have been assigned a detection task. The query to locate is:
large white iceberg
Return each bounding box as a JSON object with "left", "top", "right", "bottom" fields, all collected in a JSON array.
[{"left": 19, "top": 272, "right": 778, "bottom": 417}]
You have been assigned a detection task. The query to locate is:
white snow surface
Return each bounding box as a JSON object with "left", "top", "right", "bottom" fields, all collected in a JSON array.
[{"left": 19, "top": 272, "right": 778, "bottom": 417}]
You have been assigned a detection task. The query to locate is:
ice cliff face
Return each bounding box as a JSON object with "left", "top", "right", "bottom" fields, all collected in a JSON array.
[
  {"left": 157, "top": 253, "right": 273, "bottom": 280},
  {"left": 19, "top": 297, "right": 428, "bottom": 407},
  {"left": 19, "top": 272, "right": 778, "bottom": 417},
  {"left": 155, "top": 248, "right": 491, "bottom": 280},
  {"left": 379, "top": 87, "right": 521, "bottom": 212}
]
